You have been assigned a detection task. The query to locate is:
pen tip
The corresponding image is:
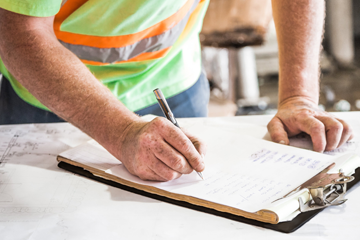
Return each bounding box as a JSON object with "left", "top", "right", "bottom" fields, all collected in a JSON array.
[{"left": 197, "top": 172, "right": 204, "bottom": 180}]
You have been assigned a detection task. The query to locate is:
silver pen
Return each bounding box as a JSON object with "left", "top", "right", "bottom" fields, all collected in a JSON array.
[{"left": 153, "top": 88, "right": 204, "bottom": 180}]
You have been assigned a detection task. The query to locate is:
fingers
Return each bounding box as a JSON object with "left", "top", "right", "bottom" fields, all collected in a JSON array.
[
  {"left": 156, "top": 120, "right": 205, "bottom": 172},
  {"left": 335, "top": 118, "right": 354, "bottom": 147},
  {"left": 134, "top": 164, "right": 168, "bottom": 182},
  {"left": 298, "top": 116, "right": 354, "bottom": 152},
  {"left": 183, "top": 129, "right": 207, "bottom": 158},
  {"left": 134, "top": 117, "right": 205, "bottom": 182},
  {"left": 315, "top": 116, "right": 343, "bottom": 151},
  {"left": 296, "top": 116, "right": 327, "bottom": 152},
  {"left": 165, "top": 130, "right": 205, "bottom": 172},
  {"left": 132, "top": 154, "right": 182, "bottom": 181},
  {"left": 267, "top": 117, "right": 290, "bottom": 145},
  {"left": 128, "top": 127, "right": 202, "bottom": 181},
  {"left": 148, "top": 158, "right": 182, "bottom": 181},
  {"left": 275, "top": 115, "right": 353, "bottom": 153},
  {"left": 269, "top": 99, "right": 354, "bottom": 154},
  {"left": 152, "top": 139, "right": 193, "bottom": 174}
]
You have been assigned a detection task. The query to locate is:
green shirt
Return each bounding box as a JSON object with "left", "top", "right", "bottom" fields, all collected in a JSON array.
[{"left": 0, "top": 0, "right": 209, "bottom": 112}]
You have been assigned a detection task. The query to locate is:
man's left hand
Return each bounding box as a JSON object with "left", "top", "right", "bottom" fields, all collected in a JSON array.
[{"left": 267, "top": 97, "right": 354, "bottom": 152}]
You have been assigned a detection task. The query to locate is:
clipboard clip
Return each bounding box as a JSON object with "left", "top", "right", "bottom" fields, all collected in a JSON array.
[{"left": 298, "top": 170, "right": 354, "bottom": 212}]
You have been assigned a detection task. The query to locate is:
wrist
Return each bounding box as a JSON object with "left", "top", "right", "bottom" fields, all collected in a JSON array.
[
  {"left": 278, "top": 95, "right": 319, "bottom": 108},
  {"left": 96, "top": 111, "right": 141, "bottom": 152},
  {"left": 278, "top": 73, "right": 320, "bottom": 106},
  {"left": 67, "top": 95, "right": 141, "bottom": 156}
]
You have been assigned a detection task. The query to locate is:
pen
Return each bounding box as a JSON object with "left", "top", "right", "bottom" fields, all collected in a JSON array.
[{"left": 153, "top": 88, "right": 204, "bottom": 180}]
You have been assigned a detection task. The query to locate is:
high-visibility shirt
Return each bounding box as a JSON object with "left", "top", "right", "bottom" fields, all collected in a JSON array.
[{"left": 0, "top": 0, "right": 209, "bottom": 112}]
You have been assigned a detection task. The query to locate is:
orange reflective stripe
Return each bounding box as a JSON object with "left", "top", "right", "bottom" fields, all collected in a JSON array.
[
  {"left": 80, "top": 47, "right": 172, "bottom": 66},
  {"left": 177, "top": 0, "right": 205, "bottom": 43},
  {"left": 54, "top": 0, "right": 196, "bottom": 48},
  {"left": 78, "top": 0, "right": 205, "bottom": 66}
]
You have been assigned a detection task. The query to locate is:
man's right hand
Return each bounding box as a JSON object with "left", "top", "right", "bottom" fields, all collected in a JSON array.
[{"left": 114, "top": 117, "right": 206, "bottom": 181}]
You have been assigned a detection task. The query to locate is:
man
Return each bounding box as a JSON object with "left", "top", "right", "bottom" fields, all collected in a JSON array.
[{"left": 0, "top": 0, "right": 353, "bottom": 181}]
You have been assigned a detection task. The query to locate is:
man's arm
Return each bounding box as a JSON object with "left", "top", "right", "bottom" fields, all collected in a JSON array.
[
  {"left": 0, "top": 8, "right": 205, "bottom": 180},
  {"left": 268, "top": 0, "right": 353, "bottom": 152}
]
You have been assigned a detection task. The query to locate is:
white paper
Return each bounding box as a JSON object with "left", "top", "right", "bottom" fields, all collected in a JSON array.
[
  {"left": 0, "top": 123, "right": 93, "bottom": 240},
  {"left": 60, "top": 140, "right": 120, "bottom": 171},
  {"left": 103, "top": 125, "right": 335, "bottom": 213}
]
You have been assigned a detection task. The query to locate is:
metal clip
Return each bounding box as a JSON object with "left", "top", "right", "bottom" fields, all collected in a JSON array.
[{"left": 298, "top": 170, "right": 354, "bottom": 212}]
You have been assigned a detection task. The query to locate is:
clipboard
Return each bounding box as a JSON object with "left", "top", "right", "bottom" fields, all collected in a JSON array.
[{"left": 58, "top": 161, "right": 360, "bottom": 233}]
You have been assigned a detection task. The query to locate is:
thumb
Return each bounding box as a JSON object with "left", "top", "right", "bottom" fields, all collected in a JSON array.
[{"left": 267, "top": 117, "right": 290, "bottom": 145}]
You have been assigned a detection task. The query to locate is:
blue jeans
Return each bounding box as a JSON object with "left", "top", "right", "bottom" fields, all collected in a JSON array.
[
  {"left": 0, "top": 77, "right": 65, "bottom": 124},
  {"left": 135, "top": 72, "right": 210, "bottom": 118},
  {"left": 0, "top": 73, "right": 209, "bottom": 124}
]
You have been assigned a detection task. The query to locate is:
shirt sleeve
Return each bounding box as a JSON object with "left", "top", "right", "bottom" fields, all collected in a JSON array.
[{"left": 0, "top": 0, "right": 62, "bottom": 17}]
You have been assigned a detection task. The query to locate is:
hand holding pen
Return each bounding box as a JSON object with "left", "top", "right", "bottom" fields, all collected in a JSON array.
[
  {"left": 154, "top": 88, "right": 205, "bottom": 180},
  {"left": 114, "top": 90, "right": 206, "bottom": 182}
]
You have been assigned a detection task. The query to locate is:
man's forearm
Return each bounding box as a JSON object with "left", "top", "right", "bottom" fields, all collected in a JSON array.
[
  {"left": 268, "top": 0, "right": 353, "bottom": 153},
  {"left": 0, "top": 16, "right": 139, "bottom": 154},
  {"left": 272, "top": 0, "right": 325, "bottom": 104}
]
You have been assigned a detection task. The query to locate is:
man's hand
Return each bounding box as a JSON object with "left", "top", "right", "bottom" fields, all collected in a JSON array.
[
  {"left": 114, "top": 117, "right": 206, "bottom": 181},
  {"left": 267, "top": 97, "right": 354, "bottom": 153}
]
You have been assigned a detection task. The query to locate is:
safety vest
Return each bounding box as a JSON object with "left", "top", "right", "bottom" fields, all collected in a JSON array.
[{"left": 0, "top": 0, "right": 209, "bottom": 111}]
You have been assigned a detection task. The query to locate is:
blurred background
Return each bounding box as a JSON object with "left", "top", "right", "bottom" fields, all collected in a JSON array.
[{"left": 202, "top": 0, "right": 360, "bottom": 117}]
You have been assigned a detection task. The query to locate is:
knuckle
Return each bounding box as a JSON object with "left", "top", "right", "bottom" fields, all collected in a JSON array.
[
  {"left": 170, "top": 156, "right": 185, "bottom": 170},
  {"left": 164, "top": 171, "right": 179, "bottom": 181},
  {"left": 181, "top": 139, "right": 193, "bottom": 153},
  {"left": 139, "top": 133, "right": 160, "bottom": 150},
  {"left": 148, "top": 137, "right": 160, "bottom": 149},
  {"left": 297, "top": 110, "right": 312, "bottom": 119},
  {"left": 152, "top": 117, "right": 167, "bottom": 129},
  {"left": 331, "top": 122, "right": 343, "bottom": 133},
  {"left": 296, "top": 113, "right": 307, "bottom": 120},
  {"left": 310, "top": 123, "right": 324, "bottom": 134},
  {"left": 139, "top": 132, "right": 151, "bottom": 145}
]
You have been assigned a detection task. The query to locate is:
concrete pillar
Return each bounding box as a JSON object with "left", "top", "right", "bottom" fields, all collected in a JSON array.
[{"left": 327, "top": 0, "right": 354, "bottom": 66}]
